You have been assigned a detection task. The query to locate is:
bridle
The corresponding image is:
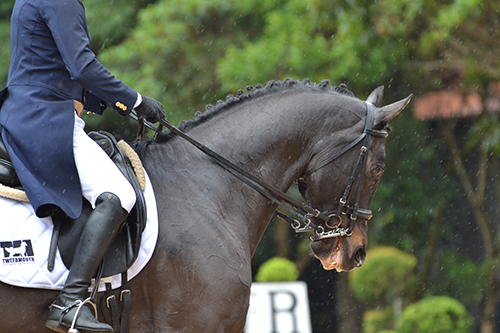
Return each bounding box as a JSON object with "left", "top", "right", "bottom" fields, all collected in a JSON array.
[
  {"left": 290, "top": 102, "right": 388, "bottom": 240},
  {"left": 130, "top": 102, "right": 388, "bottom": 240}
]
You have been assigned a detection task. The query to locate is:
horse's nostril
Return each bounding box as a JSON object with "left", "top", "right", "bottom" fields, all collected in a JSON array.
[{"left": 354, "top": 248, "right": 366, "bottom": 267}]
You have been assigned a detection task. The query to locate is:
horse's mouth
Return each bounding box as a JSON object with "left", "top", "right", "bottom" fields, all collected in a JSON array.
[
  {"left": 311, "top": 237, "right": 344, "bottom": 272},
  {"left": 319, "top": 247, "right": 343, "bottom": 272}
]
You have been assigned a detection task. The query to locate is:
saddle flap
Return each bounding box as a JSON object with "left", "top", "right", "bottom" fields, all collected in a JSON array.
[{"left": 58, "top": 131, "right": 147, "bottom": 278}]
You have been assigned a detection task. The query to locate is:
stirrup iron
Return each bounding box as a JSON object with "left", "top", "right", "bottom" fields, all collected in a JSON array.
[{"left": 49, "top": 297, "right": 98, "bottom": 333}]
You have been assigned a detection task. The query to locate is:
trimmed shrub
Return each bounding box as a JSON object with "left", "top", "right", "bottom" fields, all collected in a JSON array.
[
  {"left": 255, "top": 257, "right": 299, "bottom": 282},
  {"left": 349, "top": 246, "right": 417, "bottom": 302},
  {"left": 398, "top": 296, "right": 474, "bottom": 333},
  {"left": 363, "top": 308, "right": 393, "bottom": 333}
]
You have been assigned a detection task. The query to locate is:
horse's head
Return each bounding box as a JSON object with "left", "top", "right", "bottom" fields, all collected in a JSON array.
[{"left": 298, "top": 87, "right": 411, "bottom": 271}]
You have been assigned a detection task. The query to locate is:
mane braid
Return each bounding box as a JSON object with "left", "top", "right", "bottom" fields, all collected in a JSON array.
[{"left": 137, "top": 78, "right": 355, "bottom": 151}]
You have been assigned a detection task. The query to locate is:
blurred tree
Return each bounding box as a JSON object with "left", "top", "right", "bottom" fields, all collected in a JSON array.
[
  {"left": 398, "top": 296, "right": 474, "bottom": 333},
  {"left": 349, "top": 247, "right": 417, "bottom": 312},
  {"left": 349, "top": 246, "right": 417, "bottom": 331},
  {"left": 362, "top": 309, "right": 393, "bottom": 333},
  {"left": 254, "top": 257, "right": 300, "bottom": 282},
  {"left": 84, "top": 0, "right": 158, "bottom": 52},
  {"left": 1, "top": 0, "right": 500, "bottom": 331},
  {"left": 0, "top": 0, "right": 14, "bottom": 87}
]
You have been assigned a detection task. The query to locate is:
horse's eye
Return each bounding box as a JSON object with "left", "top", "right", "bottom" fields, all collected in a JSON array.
[{"left": 371, "top": 165, "right": 385, "bottom": 178}]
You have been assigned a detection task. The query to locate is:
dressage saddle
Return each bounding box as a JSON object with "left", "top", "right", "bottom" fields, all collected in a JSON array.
[{"left": 0, "top": 131, "right": 147, "bottom": 278}]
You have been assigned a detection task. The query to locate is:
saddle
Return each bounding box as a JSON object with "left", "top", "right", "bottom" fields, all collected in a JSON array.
[{"left": 0, "top": 131, "right": 147, "bottom": 278}]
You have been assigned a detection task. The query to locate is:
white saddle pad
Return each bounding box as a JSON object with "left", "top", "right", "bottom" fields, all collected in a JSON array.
[{"left": 0, "top": 170, "right": 158, "bottom": 292}]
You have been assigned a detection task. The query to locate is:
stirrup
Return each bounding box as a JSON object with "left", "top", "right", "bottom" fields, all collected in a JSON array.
[{"left": 50, "top": 297, "right": 98, "bottom": 333}]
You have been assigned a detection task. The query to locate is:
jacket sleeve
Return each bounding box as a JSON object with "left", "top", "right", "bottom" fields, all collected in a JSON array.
[
  {"left": 83, "top": 90, "right": 107, "bottom": 115},
  {"left": 39, "top": 0, "right": 137, "bottom": 114}
]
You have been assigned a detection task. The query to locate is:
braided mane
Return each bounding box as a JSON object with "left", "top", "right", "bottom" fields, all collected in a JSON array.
[
  {"left": 135, "top": 78, "right": 354, "bottom": 154},
  {"left": 174, "top": 78, "right": 353, "bottom": 135}
]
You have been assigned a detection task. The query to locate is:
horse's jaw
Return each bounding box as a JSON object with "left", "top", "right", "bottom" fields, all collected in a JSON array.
[
  {"left": 316, "top": 238, "right": 343, "bottom": 271},
  {"left": 311, "top": 237, "right": 344, "bottom": 271}
]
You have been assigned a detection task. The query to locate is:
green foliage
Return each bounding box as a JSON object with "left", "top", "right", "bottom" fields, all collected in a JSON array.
[
  {"left": 99, "top": 0, "right": 253, "bottom": 125},
  {"left": 371, "top": 110, "right": 458, "bottom": 253},
  {"left": 0, "top": 0, "right": 13, "bottom": 88},
  {"left": 216, "top": 0, "right": 422, "bottom": 93},
  {"left": 0, "top": 0, "right": 14, "bottom": 20},
  {"left": 255, "top": 257, "right": 299, "bottom": 282},
  {"left": 430, "top": 250, "right": 487, "bottom": 310},
  {"left": 418, "top": 0, "right": 483, "bottom": 57},
  {"left": 467, "top": 113, "right": 500, "bottom": 155},
  {"left": 84, "top": 0, "right": 157, "bottom": 52},
  {"left": 397, "top": 296, "right": 474, "bottom": 333},
  {"left": 98, "top": 0, "right": 428, "bottom": 127},
  {"left": 362, "top": 308, "right": 393, "bottom": 333},
  {"left": 349, "top": 246, "right": 417, "bottom": 303},
  {"left": 0, "top": 20, "right": 10, "bottom": 88}
]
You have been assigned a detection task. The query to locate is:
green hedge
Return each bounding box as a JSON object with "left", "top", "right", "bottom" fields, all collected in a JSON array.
[
  {"left": 349, "top": 246, "right": 417, "bottom": 302},
  {"left": 363, "top": 308, "right": 393, "bottom": 333},
  {"left": 255, "top": 257, "right": 299, "bottom": 282},
  {"left": 398, "top": 296, "right": 473, "bottom": 333}
]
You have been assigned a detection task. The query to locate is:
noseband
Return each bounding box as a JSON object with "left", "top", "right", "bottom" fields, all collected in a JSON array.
[
  {"left": 289, "top": 102, "right": 388, "bottom": 240},
  {"left": 133, "top": 102, "right": 388, "bottom": 241}
]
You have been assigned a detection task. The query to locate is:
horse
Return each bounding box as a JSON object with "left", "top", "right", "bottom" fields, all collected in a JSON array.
[{"left": 0, "top": 79, "right": 410, "bottom": 332}]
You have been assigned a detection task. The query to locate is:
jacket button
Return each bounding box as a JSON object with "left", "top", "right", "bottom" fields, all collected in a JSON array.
[{"left": 115, "top": 102, "right": 127, "bottom": 111}]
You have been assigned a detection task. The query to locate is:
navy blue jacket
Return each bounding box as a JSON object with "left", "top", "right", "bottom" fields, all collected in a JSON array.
[{"left": 0, "top": 0, "right": 138, "bottom": 218}]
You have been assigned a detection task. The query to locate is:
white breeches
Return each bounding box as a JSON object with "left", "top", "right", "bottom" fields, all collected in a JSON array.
[{"left": 73, "top": 113, "right": 136, "bottom": 213}]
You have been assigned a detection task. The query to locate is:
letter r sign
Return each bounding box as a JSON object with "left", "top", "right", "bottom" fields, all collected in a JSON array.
[{"left": 244, "top": 282, "right": 311, "bottom": 333}]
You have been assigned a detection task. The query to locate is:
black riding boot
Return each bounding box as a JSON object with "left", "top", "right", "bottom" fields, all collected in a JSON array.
[{"left": 46, "top": 192, "right": 128, "bottom": 333}]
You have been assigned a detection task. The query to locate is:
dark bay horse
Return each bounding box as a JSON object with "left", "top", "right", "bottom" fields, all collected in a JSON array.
[{"left": 0, "top": 79, "right": 410, "bottom": 332}]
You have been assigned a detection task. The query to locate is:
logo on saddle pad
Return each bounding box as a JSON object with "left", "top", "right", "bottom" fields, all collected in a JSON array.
[{"left": 1, "top": 240, "right": 35, "bottom": 265}]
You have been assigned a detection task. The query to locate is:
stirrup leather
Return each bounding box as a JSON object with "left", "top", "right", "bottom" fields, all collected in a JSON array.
[{"left": 50, "top": 297, "right": 98, "bottom": 333}]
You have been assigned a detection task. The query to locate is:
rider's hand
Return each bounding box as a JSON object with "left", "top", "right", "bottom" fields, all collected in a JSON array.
[{"left": 135, "top": 95, "right": 165, "bottom": 123}]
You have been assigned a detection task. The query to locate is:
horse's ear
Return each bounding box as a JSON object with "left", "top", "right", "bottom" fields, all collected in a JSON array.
[
  {"left": 374, "top": 94, "right": 412, "bottom": 128},
  {"left": 366, "top": 86, "right": 384, "bottom": 107}
]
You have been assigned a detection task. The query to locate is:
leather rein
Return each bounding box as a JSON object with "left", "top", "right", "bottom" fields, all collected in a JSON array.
[{"left": 130, "top": 102, "right": 387, "bottom": 240}]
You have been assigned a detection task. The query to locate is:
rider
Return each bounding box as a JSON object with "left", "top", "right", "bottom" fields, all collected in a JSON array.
[{"left": 0, "top": 0, "right": 165, "bottom": 332}]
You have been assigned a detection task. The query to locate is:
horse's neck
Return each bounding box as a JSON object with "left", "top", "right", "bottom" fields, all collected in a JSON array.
[
  {"left": 147, "top": 91, "right": 361, "bottom": 254},
  {"left": 192, "top": 91, "right": 348, "bottom": 185}
]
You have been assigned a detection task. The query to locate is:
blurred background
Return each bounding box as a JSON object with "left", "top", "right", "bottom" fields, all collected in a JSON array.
[{"left": 1, "top": 0, "right": 498, "bottom": 332}]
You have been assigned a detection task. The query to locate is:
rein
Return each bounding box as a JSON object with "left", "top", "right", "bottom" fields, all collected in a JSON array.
[{"left": 130, "top": 102, "right": 387, "bottom": 240}]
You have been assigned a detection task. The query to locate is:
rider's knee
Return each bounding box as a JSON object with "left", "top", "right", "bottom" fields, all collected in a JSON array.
[{"left": 108, "top": 183, "right": 136, "bottom": 213}]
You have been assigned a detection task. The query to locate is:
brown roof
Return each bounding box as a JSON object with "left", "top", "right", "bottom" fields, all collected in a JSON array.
[
  {"left": 414, "top": 91, "right": 482, "bottom": 120},
  {"left": 414, "top": 82, "right": 500, "bottom": 120}
]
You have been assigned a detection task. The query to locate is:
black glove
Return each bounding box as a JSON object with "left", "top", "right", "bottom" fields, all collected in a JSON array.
[{"left": 135, "top": 95, "right": 165, "bottom": 123}]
